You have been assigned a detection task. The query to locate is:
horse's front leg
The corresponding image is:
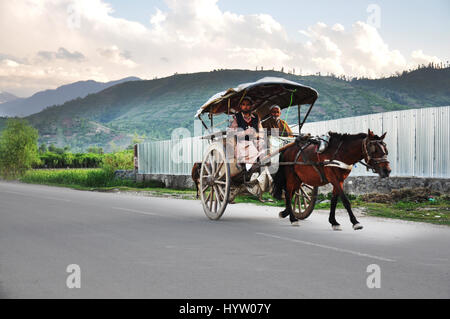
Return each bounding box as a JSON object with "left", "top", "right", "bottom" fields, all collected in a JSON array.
[
  {"left": 330, "top": 180, "right": 363, "bottom": 230},
  {"left": 340, "top": 192, "right": 363, "bottom": 230},
  {"left": 328, "top": 192, "right": 341, "bottom": 231}
]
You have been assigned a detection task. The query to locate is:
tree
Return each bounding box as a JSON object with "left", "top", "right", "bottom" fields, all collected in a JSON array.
[
  {"left": 0, "top": 119, "right": 39, "bottom": 179},
  {"left": 48, "top": 143, "right": 57, "bottom": 153},
  {"left": 87, "top": 146, "right": 104, "bottom": 154},
  {"left": 127, "top": 132, "right": 146, "bottom": 150},
  {"left": 38, "top": 143, "right": 48, "bottom": 154}
]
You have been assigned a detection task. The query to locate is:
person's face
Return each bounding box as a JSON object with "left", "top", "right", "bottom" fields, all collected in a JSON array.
[
  {"left": 240, "top": 100, "right": 252, "bottom": 113},
  {"left": 271, "top": 108, "right": 281, "bottom": 119}
]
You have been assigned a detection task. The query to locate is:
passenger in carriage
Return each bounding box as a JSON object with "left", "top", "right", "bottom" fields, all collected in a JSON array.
[
  {"left": 262, "top": 105, "right": 294, "bottom": 137},
  {"left": 228, "top": 97, "right": 265, "bottom": 174}
]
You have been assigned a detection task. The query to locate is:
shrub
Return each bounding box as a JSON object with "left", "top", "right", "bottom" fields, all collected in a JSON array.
[
  {"left": 101, "top": 150, "right": 134, "bottom": 173},
  {"left": 0, "top": 119, "right": 39, "bottom": 179}
]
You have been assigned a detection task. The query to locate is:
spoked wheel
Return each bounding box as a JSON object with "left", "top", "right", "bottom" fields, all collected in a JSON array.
[
  {"left": 199, "top": 143, "right": 231, "bottom": 220},
  {"left": 292, "top": 183, "right": 318, "bottom": 220}
]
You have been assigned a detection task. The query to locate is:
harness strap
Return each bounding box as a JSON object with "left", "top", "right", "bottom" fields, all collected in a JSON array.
[
  {"left": 293, "top": 143, "right": 328, "bottom": 183},
  {"left": 324, "top": 160, "right": 353, "bottom": 170},
  {"left": 280, "top": 160, "right": 352, "bottom": 170}
]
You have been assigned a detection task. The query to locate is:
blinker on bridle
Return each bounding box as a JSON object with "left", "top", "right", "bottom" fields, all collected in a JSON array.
[{"left": 360, "top": 137, "right": 389, "bottom": 173}]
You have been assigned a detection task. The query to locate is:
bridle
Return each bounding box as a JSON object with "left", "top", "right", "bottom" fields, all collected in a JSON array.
[{"left": 360, "top": 137, "right": 389, "bottom": 173}]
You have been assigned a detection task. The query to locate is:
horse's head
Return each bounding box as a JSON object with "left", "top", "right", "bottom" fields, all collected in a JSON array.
[{"left": 363, "top": 130, "right": 391, "bottom": 178}]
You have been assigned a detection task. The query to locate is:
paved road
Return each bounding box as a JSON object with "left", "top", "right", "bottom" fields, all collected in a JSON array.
[{"left": 0, "top": 181, "right": 449, "bottom": 298}]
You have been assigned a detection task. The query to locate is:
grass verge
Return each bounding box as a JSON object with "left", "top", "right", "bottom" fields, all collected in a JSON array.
[{"left": 363, "top": 201, "right": 449, "bottom": 225}]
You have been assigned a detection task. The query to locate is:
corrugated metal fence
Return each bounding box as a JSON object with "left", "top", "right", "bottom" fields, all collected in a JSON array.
[
  {"left": 138, "top": 105, "right": 450, "bottom": 178},
  {"left": 138, "top": 137, "right": 209, "bottom": 175}
]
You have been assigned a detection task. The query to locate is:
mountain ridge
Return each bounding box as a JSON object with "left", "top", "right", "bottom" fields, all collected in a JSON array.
[
  {"left": 1, "top": 67, "right": 449, "bottom": 152},
  {"left": 0, "top": 91, "right": 19, "bottom": 104},
  {"left": 0, "top": 76, "right": 141, "bottom": 117}
]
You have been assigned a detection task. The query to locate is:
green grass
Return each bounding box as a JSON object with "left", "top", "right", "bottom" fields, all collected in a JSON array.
[
  {"left": 233, "top": 194, "right": 284, "bottom": 206},
  {"left": 364, "top": 200, "right": 450, "bottom": 226},
  {"left": 19, "top": 168, "right": 164, "bottom": 188}
]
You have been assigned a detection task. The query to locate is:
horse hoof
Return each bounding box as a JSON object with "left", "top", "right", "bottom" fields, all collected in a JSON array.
[
  {"left": 332, "top": 225, "right": 342, "bottom": 231},
  {"left": 291, "top": 221, "right": 299, "bottom": 226},
  {"left": 279, "top": 211, "right": 286, "bottom": 219},
  {"left": 353, "top": 223, "right": 363, "bottom": 230}
]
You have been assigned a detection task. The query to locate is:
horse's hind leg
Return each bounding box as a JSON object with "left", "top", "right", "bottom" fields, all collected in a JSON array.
[
  {"left": 279, "top": 207, "right": 289, "bottom": 219},
  {"left": 278, "top": 192, "right": 290, "bottom": 219},
  {"left": 285, "top": 189, "right": 299, "bottom": 226},
  {"left": 283, "top": 169, "right": 300, "bottom": 226},
  {"left": 278, "top": 184, "right": 298, "bottom": 224}
]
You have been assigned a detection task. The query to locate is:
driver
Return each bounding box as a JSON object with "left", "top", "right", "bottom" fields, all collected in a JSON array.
[
  {"left": 262, "top": 105, "right": 293, "bottom": 137},
  {"left": 228, "top": 97, "right": 264, "bottom": 174}
]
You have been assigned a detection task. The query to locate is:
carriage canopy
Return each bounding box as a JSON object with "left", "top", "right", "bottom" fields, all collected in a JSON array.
[{"left": 194, "top": 77, "right": 318, "bottom": 120}]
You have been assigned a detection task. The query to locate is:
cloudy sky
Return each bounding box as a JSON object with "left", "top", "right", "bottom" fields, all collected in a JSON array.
[{"left": 0, "top": 0, "right": 448, "bottom": 97}]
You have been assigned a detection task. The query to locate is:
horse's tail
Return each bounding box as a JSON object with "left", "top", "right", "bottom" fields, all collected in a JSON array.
[{"left": 271, "top": 156, "right": 286, "bottom": 200}]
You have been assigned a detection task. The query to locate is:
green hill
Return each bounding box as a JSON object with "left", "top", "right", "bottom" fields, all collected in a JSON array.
[
  {"left": 351, "top": 66, "right": 450, "bottom": 107},
  {"left": 2, "top": 67, "right": 449, "bottom": 152}
]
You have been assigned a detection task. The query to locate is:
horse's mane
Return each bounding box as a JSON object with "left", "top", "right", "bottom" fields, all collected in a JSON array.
[{"left": 328, "top": 131, "right": 367, "bottom": 142}]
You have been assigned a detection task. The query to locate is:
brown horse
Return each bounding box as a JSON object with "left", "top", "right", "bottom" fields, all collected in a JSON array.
[{"left": 272, "top": 130, "right": 391, "bottom": 230}]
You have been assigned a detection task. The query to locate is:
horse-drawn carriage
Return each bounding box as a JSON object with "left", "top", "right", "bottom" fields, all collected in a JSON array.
[{"left": 194, "top": 77, "right": 391, "bottom": 229}]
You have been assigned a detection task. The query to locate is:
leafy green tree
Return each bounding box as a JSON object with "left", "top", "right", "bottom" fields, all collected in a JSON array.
[
  {"left": 87, "top": 146, "right": 104, "bottom": 154},
  {"left": 0, "top": 119, "right": 39, "bottom": 179},
  {"left": 38, "top": 143, "right": 48, "bottom": 154},
  {"left": 127, "top": 132, "right": 146, "bottom": 150},
  {"left": 48, "top": 143, "right": 57, "bottom": 153},
  {"left": 101, "top": 150, "right": 134, "bottom": 176}
]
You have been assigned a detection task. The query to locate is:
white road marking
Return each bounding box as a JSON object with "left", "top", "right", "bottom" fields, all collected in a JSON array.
[
  {"left": 0, "top": 190, "right": 71, "bottom": 202},
  {"left": 111, "top": 206, "right": 158, "bottom": 216},
  {"left": 256, "top": 232, "right": 396, "bottom": 262}
]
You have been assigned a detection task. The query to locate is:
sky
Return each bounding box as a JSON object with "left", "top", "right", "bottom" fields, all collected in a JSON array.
[{"left": 0, "top": 0, "right": 448, "bottom": 97}]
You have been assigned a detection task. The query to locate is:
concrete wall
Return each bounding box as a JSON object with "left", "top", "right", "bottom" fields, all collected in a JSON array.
[
  {"left": 320, "top": 176, "right": 450, "bottom": 195},
  {"left": 114, "top": 170, "right": 136, "bottom": 181},
  {"left": 136, "top": 173, "right": 195, "bottom": 189},
  {"left": 117, "top": 170, "right": 450, "bottom": 195}
]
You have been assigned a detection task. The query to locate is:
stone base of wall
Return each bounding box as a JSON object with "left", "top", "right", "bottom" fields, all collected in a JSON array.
[
  {"left": 136, "top": 173, "right": 195, "bottom": 189},
  {"left": 120, "top": 171, "right": 450, "bottom": 194},
  {"left": 114, "top": 170, "right": 136, "bottom": 180},
  {"left": 319, "top": 176, "right": 450, "bottom": 195}
]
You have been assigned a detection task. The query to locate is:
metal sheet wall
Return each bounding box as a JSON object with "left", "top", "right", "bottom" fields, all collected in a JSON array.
[
  {"left": 138, "top": 136, "right": 209, "bottom": 175},
  {"left": 138, "top": 106, "right": 450, "bottom": 178},
  {"left": 298, "top": 106, "right": 450, "bottom": 178}
]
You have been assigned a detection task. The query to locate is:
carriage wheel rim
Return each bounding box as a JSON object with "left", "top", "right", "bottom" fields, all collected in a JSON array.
[
  {"left": 199, "top": 143, "right": 230, "bottom": 220},
  {"left": 292, "top": 184, "right": 318, "bottom": 220}
]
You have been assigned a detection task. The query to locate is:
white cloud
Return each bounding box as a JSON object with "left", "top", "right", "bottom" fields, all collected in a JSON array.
[
  {"left": 98, "top": 46, "right": 137, "bottom": 68},
  {"left": 411, "top": 50, "right": 441, "bottom": 65},
  {"left": 296, "top": 21, "right": 438, "bottom": 78},
  {"left": 0, "top": 0, "right": 444, "bottom": 96},
  {"left": 37, "top": 47, "right": 86, "bottom": 62}
]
